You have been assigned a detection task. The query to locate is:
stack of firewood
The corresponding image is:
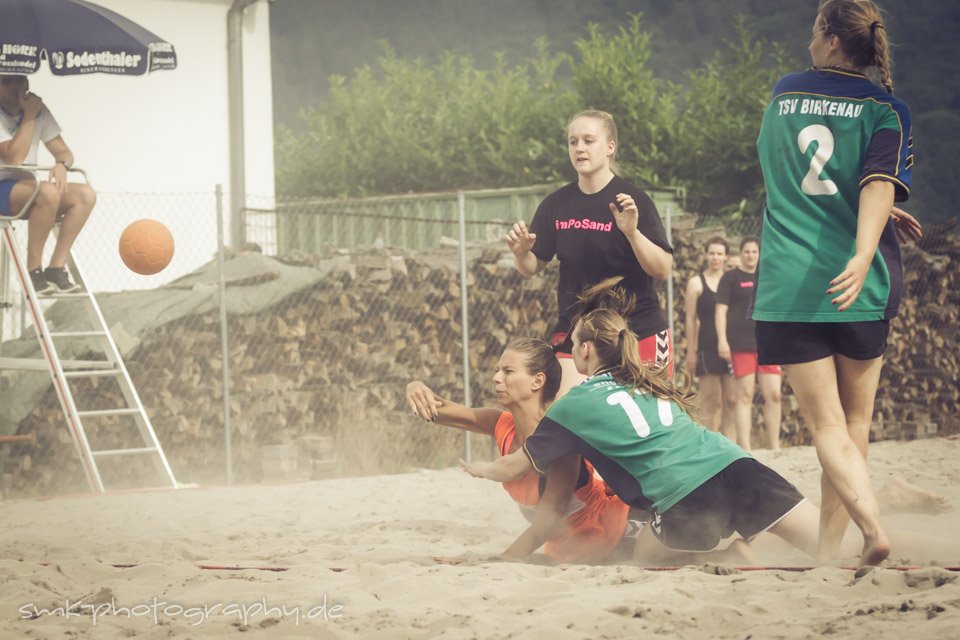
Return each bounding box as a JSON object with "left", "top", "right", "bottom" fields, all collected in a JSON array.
[
  {"left": 669, "top": 217, "right": 960, "bottom": 445},
  {"left": 4, "top": 219, "right": 957, "bottom": 497}
]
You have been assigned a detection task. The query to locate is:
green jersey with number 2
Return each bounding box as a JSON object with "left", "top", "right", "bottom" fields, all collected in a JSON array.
[{"left": 752, "top": 68, "right": 912, "bottom": 322}]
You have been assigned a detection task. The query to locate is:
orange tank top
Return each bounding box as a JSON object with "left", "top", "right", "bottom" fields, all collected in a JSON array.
[{"left": 494, "top": 412, "right": 629, "bottom": 564}]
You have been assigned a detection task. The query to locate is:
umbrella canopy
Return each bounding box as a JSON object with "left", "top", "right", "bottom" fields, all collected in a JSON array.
[{"left": 0, "top": 0, "right": 176, "bottom": 76}]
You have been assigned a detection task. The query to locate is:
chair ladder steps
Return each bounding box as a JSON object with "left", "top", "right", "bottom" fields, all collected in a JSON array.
[
  {"left": 92, "top": 447, "right": 158, "bottom": 457},
  {"left": 1, "top": 216, "right": 178, "bottom": 494},
  {"left": 48, "top": 330, "right": 108, "bottom": 338},
  {"left": 63, "top": 369, "right": 123, "bottom": 379},
  {"left": 77, "top": 408, "right": 142, "bottom": 418}
]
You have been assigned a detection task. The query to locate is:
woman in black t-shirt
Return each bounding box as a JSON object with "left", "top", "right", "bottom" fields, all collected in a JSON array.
[
  {"left": 505, "top": 110, "right": 674, "bottom": 398},
  {"left": 716, "top": 237, "right": 782, "bottom": 451}
]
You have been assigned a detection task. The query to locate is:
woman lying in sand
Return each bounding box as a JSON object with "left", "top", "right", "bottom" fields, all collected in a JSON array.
[
  {"left": 407, "top": 337, "right": 658, "bottom": 565},
  {"left": 460, "top": 305, "right": 950, "bottom": 566},
  {"left": 408, "top": 333, "right": 948, "bottom": 565}
]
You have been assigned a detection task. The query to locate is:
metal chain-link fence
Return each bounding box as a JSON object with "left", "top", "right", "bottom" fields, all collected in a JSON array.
[{"left": 1, "top": 186, "right": 956, "bottom": 498}]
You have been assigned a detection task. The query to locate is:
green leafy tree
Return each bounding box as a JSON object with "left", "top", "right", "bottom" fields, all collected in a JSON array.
[
  {"left": 276, "top": 16, "right": 795, "bottom": 226},
  {"left": 276, "top": 41, "right": 575, "bottom": 197},
  {"left": 670, "top": 18, "right": 794, "bottom": 218},
  {"left": 569, "top": 13, "right": 680, "bottom": 187}
]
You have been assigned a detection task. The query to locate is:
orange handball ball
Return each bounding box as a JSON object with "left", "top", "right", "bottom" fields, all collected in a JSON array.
[{"left": 118, "top": 219, "right": 175, "bottom": 275}]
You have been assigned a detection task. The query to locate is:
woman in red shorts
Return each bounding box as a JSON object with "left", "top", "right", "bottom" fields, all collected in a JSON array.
[{"left": 716, "top": 237, "right": 782, "bottom": 450}]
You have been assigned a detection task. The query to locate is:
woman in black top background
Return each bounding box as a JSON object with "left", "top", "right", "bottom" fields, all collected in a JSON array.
[{"left": 684, "top": 236, "right": 735, "bottom": 436}]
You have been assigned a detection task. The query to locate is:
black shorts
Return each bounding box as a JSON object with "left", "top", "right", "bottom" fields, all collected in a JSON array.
[
  {"left": 755, "top": 320, "right": 890, "bottom": 366},
  {"left": 606, "top": 506, "right": 654, "bottom": 563},
  {"left": 651, "top": 458, "right": 805, "bottom": 552},
  {"left": 696, "top": 349, "right": 731, "bottom": 376}
]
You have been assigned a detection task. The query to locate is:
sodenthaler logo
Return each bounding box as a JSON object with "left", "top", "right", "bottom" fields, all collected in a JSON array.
[
  {"left": 51, "top": 52, "right": 65, "bottom": 70},
  {"left": 555, "top": 218, "right": 613, "bottom": 232},
  {"left": 66, "top": 50, "right": 143, "bottom": 70}
]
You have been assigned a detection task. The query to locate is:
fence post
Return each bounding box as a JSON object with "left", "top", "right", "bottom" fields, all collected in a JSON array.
[
  {"left": 457, "top": 191, "right": 472, "bottom": 463},
  {"left": 216, "top": 184, "right": 233, "bottom": 485},
  {"left": 665, "top": 202, "right": 674, "bottom": 357}
]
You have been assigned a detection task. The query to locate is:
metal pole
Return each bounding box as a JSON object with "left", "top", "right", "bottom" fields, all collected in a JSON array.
[
  {"left": 665, "top": 202, "right": 674, "bottom": 370},
  {"left": 216, "top": 184, "right": 233, "bottom": 484},
  {"left": 227, "top": 0, "right": 261, "bottom": 248},
  {"left": 457, "top": 191, "right": 472, "bottom": 463},
  {"left": 0, "top": 231, "right": 7, "bottom": 348}
]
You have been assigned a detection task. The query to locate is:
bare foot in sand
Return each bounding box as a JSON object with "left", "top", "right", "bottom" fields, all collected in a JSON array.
[
  {"left": 877, "top": 477, "right": 954, "bottom": 515},
  {"left": 860, "top": 530, "right": 891, "bottom": 567}
]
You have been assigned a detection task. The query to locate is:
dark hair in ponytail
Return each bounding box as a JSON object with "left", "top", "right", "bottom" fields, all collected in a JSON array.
[
  {"left": 505, "top": 337, "right": 562, "bottom": 404},
  {"left": 575, "top": 276, "right": 636, "bottom": 322},
  {"left": 819, "top": 0, "right": 894, "bottom": 94}
]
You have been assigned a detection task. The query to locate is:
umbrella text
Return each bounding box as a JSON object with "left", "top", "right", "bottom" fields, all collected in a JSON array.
[
  {"left": 63, "top": 51, "right": 143, "bottom": 71},
  {"left": 2, "top": 44, "right": 39, "bottom": 57}
]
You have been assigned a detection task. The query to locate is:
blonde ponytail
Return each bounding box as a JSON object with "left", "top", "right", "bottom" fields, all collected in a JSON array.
[{"left": 576, "top": 309, "right": 696, "bottom": 413}]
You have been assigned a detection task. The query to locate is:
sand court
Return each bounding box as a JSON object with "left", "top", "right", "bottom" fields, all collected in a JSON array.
[{"left": 1, "top": 438, "right": 959, "bottom": 638}]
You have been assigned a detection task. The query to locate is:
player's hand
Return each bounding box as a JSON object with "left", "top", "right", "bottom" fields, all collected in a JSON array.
[
  {"left": 717, "top": 341, "right": 731, "bottom": 362},
  {"left": 48, "top": 162, "right": 68, "bottom": 195},
  {"left": 458, "top": 458, "right": 490, "bottom": 479},
  {"left": 610, "top": 193, "right": 639, "bottom": 236},
  {"left": 890, "top": 206, "right": 922, "bottom": 243},
  {"left": 406, "top": 380, "right": 442, "bottom": 421},
  {"left": 505, "top": 221, "right": 536, "bottom": 257},
  {"left": 828, "top": 253, "right": 871, "bottom": 312}
]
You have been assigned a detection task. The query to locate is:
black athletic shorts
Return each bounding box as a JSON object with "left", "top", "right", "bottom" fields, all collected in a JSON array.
[
  {"left": 696, "top": 349, "right": 731, "bottom": 376},
  {"left": 651, "top": 458, "right": 805, "bottom": 552},
  {"left": 606, "top": 506, "right": 654, "bottom": 563},
  {"left": 755, "top": 320, "right": 890, "bottom": 366}
]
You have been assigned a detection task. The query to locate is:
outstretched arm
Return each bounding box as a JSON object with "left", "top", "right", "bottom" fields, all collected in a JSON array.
[
  {"left": 406, "top": 380, "right": 501, "bottom": 436},
  {"left": 460, "top": 448, "right": 532, "bottom": 483},
  {"left": 501, "top": 454, "right": 580, "bottom": 559}
]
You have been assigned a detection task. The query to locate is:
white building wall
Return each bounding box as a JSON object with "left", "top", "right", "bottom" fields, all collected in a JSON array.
[{"left": 15, "top": 0, "right": 275, "bottom": 291}]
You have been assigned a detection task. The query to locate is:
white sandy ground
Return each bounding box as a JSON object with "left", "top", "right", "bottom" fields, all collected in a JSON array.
[{"left": 1, "top": 438, "right": 959, "bottom": 639}]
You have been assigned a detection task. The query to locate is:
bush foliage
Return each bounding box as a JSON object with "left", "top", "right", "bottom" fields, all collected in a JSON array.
[{"left": 276, "top": 15, "right": 793, "bottom": 220}]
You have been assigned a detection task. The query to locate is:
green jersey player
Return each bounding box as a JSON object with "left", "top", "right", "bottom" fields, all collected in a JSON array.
[
  {"left": 750, "top": 0, "right": 922, "bottom": 567},
  {"left": 462, "top": 306, "right": 826, "bottom": 565}
]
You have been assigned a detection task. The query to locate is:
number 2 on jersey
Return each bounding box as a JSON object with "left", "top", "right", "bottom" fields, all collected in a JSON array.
[
  {"left": 797, "top": 124, "right": 838, "bottom": 196},
  {"left": 606, "top": 391, "right": 673, "bottom": 438}
]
